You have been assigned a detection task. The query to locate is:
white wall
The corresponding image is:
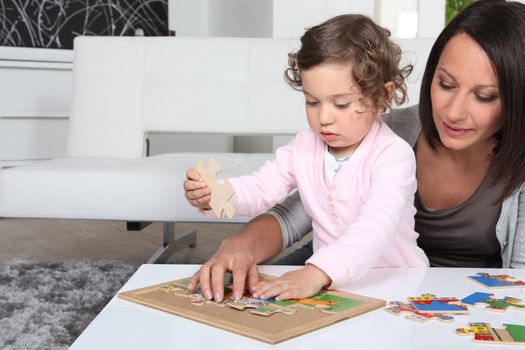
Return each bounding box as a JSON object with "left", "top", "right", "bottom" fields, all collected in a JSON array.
[
  {"left": 209, "top": 0, "right": 273, "bottom": 37},
  {"left": 272, "top": 0, "right": 374, "bottom": 38}
]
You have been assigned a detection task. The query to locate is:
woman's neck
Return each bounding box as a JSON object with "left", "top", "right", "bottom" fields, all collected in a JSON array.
[{"left": 435, "top": 138, "right": 495, "bottom": 170}]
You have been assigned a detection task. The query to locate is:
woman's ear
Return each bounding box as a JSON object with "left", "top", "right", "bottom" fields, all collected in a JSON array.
[{"left": 384, "top": 81, "right": 395, "bottom": 100}]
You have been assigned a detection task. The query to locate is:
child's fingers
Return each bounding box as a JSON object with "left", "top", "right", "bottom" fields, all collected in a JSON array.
[
  {"left": 252, "top": 279, "right": 289, "bottom": 299},
  {"left": 183, "top": 178, "right": 209, "bottom": 192},
  {"left": 186, "top": 168, "right": 203, "bottom": 181},
  {"left": 184, "top": 184, "right": 211, "bottom": 202},
  {"left": 274, "top": 289, "right": 301, "bottom": 301}
]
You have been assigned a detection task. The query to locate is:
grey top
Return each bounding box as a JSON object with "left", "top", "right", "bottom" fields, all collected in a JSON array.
[
  {"left": 268, "top": 105, "right": 525, "bottom": 268},
  {"left": 415, "top": 165, "right": 504, "bottom": 267}
]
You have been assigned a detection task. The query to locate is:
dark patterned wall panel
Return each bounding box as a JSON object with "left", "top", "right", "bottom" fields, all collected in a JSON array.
[{"left": 0, "top": 0, "right": 168, "bottom": 50}]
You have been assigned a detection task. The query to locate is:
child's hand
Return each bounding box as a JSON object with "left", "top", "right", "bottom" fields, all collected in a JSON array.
[
  {"left": 251, "top": 264, "right": 331, "bottom": 300},
  {"left": 183, "top": 168, "right": 212, "bottom": 210}
]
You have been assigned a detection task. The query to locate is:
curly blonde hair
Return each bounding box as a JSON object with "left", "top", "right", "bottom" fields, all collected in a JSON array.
[{"left": 284, "top": 14, "right": 412, "bottom": 112}]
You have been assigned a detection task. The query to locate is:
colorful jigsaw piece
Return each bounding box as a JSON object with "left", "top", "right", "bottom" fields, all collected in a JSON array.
[
  {"left": 408, "top": 294, "right": 469, "bottom": 314},
  {"left": 467, "top": 272, "right": 525, "bottom": 289},
  {"left": 456, "top": 322, "right": 525, "bottom": 345},
  {"left": 460, "top": 292, "right": 525, "bottom": 312},
  {"left": 384, "top": 301, "right": 455, "bottom": 323}
]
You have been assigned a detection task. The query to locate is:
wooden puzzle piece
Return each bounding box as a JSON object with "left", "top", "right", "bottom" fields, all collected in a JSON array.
[
  {"left": 280, "top": 292, "right": 365, "bottom": 315},
  {"left": 460, "top": 292, "right": 525, "bottom": 312},
  {"left": 195, "top": 158, "right": 236, "bottom": 219},
  {"left": 384, "top": 301, "right": 455, "bottom": 323},
  {"left": 159, "top": 278, "right": 366, "bottom": 317},
  {"left": 467, "top": 272, "right": 525, "bottom": 289},
  {"left": 456, "top": 322, "right": 525, "bottom": 345},
  {"left": 225, "top": 296, "right": 296, "bottom": 316},
  {"left": 408, "top": 293, "right": 469, "bottom": 314}
]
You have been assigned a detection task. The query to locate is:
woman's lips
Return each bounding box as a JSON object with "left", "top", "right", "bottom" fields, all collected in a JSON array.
[{"left": 442, "top": 121, "right": 470, "bottom": 137}]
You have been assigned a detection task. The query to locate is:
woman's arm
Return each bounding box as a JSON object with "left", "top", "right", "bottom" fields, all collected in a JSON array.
[
  {"left": 188, "top": 213, "right": 283, "bottom": 302},
  {"left": 266, "top": 190, "right": 313, "bottom": 250},
  {"left": 511, "top": 185, "right": 525, "bottom": 267}
]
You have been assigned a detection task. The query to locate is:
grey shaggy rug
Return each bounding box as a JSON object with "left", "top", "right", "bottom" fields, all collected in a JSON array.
[{"left": 0, "top": 259, "right": 138, "bottom": 350}]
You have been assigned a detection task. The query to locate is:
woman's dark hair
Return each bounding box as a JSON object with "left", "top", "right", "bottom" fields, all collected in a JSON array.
[
  {"left": 284, "top": 14, "right": 412, "bottom": 113},
  {"left": 419, "top": 0, "right": 525, "bottom": 202}
]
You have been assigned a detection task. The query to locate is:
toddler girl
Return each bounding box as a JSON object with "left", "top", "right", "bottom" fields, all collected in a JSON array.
[{"left": 184, "top": 14, "right": 429, "bottom": 300}]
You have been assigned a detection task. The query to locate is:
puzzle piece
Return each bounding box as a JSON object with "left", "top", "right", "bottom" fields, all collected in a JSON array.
[
  {"left": 467, "top": 272, "right": 525, "bottom": 289},
  {"left": 384, "top": 293, "right": 469, "bottom": 323},
  {"left": 225, "top": 296, "right": 296, "bottom": 316},
  {"left": 456, "top": 322, "right": 525, "bottom": 345},
  {"left": 408, "top": 294, "right": 469, "bottom": 314},
  {"left": 384, "top": 301, "right": 455, "bottom": 323},
  {"left": 195, "top": 158, "right": 236, "bottom": 218},
  {"left": 460, "top": 292, "right": 525, "bottom": 312}
]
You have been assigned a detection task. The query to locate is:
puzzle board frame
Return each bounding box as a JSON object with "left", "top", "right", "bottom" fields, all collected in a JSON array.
[{"left": 118, "top": 274, "right": 385, "bottom": 344}]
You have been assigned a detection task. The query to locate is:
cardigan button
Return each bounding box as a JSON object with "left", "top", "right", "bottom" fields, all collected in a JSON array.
[{"left": 327, "top": 195, "right": 333, "bottom": 202}]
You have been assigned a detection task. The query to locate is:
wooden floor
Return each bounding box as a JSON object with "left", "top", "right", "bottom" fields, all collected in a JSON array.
[{"left": 0, "top": 218, "right": 311, "bottom": 269}]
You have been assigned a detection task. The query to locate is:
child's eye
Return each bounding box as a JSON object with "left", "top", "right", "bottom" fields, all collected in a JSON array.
[
  {"left": 334, "top": 102, "right": 350, "bottom": 109},
  {"left": 438, "top": 80, "right": 454, "bottom": 90},
  {"left": 305, "top": 100, "right": 318, "bottom": 107}
]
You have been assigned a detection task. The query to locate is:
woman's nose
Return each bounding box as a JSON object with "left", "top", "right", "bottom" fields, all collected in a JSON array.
[{"left": 446, "top": 92, "right": 468, "bottom": 123}]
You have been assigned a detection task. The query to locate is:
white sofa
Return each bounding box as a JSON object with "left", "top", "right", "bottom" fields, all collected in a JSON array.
[{"left": 0, "top": 36, "right": 433, "bottom": 262}]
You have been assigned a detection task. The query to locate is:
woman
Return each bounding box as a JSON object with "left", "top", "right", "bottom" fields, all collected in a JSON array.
[{"left": 186, "top": 0, "right": 525, "bottom": 302}]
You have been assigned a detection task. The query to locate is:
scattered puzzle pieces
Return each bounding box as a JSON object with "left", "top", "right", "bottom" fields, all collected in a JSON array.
[
  {"left": 160, "top": 277, "right": 365, "bottom": 317},
  {"left": 384, "top": 301, "right": 455, "bottom": 323},
  {"left": 460, "top": 292, "right": 525, "bottom": 312},
  {"left": 385, "top": 294, "right": 468, "bottom": 323},
  {"left": 195, "top": 158, "right": 236, "bottom": 218},
  {"left": 456, "top": 322, "right": 525, "bottom": 345},
  {"left": 467, "top": 272, "right": 525, "bottom": 289},
  {"left": 408, "top": 294, "right": 469, "bottom": 314}
]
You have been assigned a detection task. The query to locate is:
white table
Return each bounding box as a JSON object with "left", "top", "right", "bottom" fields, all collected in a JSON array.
[{"left": 70, "top": 265, "right": 525, "bottom": 349}]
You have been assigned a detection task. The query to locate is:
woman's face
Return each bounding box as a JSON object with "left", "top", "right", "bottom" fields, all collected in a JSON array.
[{"left": 430, "top": 33, "right": 502, "bottom": 152}]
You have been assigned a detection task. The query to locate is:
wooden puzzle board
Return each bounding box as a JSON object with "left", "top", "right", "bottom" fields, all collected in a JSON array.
[{"left": 118, "top": 274, "right": 385, "bottom": 344}]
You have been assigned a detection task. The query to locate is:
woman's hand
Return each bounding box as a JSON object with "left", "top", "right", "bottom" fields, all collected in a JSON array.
[
  {"left": 251, "top": 264, "right": 331, "bottom": 300},
  {"left": 183, "top": 168, "right": 212, "bottom": 210},
  {"left": 187, "top": 237, "right": 261, "bottom": 302}
]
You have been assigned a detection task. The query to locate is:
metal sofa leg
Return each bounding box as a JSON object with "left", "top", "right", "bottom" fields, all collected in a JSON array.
[{"left": 146, "top": 222, "right": 197, "bottom": 264}]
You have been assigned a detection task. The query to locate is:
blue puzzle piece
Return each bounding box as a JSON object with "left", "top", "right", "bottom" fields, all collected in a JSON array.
[
  {"left": 411, "top": 300, "right": 467, "bottom": 312},
  {"left": 470, "top": 275, "right": 517, "bottom": 287},
  {"left": 461, "top": 292, "right": 493, "bottom": 305}
]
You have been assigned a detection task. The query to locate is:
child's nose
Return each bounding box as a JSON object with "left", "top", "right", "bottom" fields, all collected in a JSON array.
[{"left": 319, "top": 106, "right": 334, "bottom": 125}]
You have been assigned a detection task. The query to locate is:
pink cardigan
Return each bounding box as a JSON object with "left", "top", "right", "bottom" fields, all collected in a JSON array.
[{"left": 228, "top": 120, "right": 429, "bottom": 288}]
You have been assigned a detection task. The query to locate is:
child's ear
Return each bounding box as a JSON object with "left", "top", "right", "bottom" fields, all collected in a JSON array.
[{"left": 384, "top": 81, "right": 395, "bottom": 100}]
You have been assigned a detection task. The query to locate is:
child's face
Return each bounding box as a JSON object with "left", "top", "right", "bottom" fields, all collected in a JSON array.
[{"left": 301, "top": 62, "right": 376, "bottom": 158}]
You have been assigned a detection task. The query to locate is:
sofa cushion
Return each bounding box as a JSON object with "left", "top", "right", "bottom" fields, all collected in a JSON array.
[{"left": 0, "top": 153, "right": 274, "bottom": 221}]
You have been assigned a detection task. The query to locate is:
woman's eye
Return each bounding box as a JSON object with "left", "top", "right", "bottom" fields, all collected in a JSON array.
[
  {"left": 438, "top": 80, "right": 454, "bottom": 90},
  {"left": 476, "top": 94, "right": 498, "bottom": 103},
  {"left": 305, "top": 100, "right": 318, "bottom": 106}
]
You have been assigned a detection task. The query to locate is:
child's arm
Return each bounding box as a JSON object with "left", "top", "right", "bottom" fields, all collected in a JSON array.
[
  {"left": 183, "top": 168, "right": 211, "bottom": 210},
  {"left": 251, "top": 264, "right": 331, "bottom": 300},
  {"left": 226, "top": 131, "right": 317, "bottom": 217}
]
